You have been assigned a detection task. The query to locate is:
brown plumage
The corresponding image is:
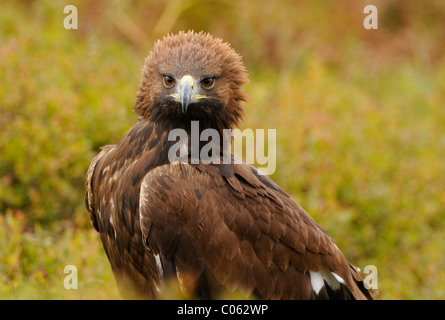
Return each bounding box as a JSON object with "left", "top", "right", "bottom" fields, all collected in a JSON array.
[{"left": 85, "top": 31, "right": 372, "bottom": 299}]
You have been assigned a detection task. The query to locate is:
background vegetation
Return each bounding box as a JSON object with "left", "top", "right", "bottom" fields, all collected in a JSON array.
[{"left": 1, "top": 0, "right": 444, "bottom": 299}]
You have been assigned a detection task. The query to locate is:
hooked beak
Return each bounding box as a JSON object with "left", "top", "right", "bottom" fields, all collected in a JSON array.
[{"left": 170, "top": 75, "right": 205, "bottom": 113}]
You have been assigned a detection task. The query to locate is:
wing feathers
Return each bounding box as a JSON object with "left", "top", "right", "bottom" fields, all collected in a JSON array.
[{"left": 138, "top": 162, "right": 371, "bottom": 299}]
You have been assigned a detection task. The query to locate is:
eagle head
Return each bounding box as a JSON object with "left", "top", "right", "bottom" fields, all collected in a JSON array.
[{"left": 134, "top": 31, "right": 248, "bottom": 131}]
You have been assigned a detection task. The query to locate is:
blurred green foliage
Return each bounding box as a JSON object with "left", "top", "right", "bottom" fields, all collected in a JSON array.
[{"left": 1, "top": 0, "right": 444, "bottom": 299}]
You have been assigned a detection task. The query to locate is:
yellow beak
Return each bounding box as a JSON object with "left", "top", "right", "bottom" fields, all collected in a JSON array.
[{"left": 170, "top": 75, "right": 206, "bottom": 113}]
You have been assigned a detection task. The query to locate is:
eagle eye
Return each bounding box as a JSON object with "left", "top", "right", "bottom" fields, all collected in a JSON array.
[
  {"left": 163, "top": 75, "right": 176, "bottom": 89},
  {"left": 200, "top": 77, "right": 215, "bottom": 90}
]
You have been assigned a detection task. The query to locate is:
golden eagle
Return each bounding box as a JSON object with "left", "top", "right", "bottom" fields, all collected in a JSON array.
[{"left": 85, "top": 31, "right": 372, "bottom": 300}]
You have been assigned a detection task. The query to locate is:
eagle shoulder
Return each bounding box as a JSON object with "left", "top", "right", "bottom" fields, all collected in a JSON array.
[{"left": 138, "top": 161, "right": 370, "bottom": 299}]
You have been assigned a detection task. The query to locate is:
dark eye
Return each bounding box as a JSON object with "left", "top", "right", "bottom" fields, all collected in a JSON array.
[
  {"left": 163, "top": 75, "right": 176, "bottom": 88},
  {"left": 200, "top": 77, "right": 215, "bottom": 90}
]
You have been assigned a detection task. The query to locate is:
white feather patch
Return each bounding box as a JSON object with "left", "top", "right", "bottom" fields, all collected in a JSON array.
[
  {"left": 309, "top": 271, "right": 324, "bottom": 294},
  {"left": 154, "top": 254, "right": 164, "bottom": 278},
  {"left": 331, "top": 272, "right": 345, "bottom": 284},
  {"left": 153, "top": 279, "right": 161, "bottom": 293},
  {"left": 176, "top": 267, "right": 186, "bottom": 293},
  {"left": 321, "top": 271, "right": 341, "bottom": 291},
  {"left": 310, "top": 270, "right": 345, "bottom": 294}
]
